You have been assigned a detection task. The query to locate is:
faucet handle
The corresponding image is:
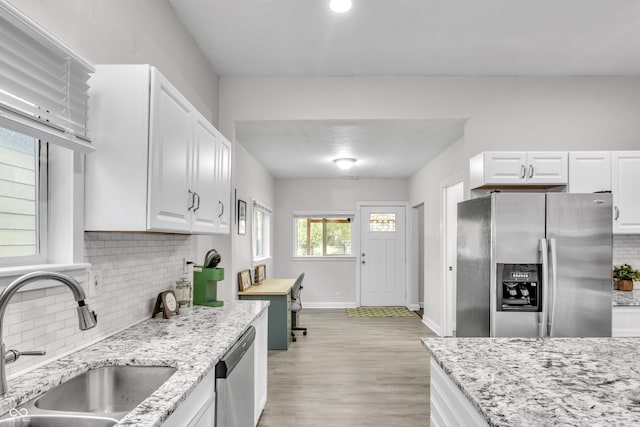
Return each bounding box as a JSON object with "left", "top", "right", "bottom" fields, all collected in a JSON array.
[{"left": 5, "top": 349, "right": 46, "bottom": 364}]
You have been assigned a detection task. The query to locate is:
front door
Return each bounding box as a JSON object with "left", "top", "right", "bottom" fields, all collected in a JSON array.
[{"left": 360, "top": 205, "right": 406, "bottom": 306}]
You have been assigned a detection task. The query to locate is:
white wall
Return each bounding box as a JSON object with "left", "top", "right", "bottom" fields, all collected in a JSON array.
[
  {"left": 230, "top": 143, "right": 276, "bottom": 296},
  {"left": 274, "top": 178, "right": 409, "bottom": 306},
  {"left": 410, "top": 140, "right": 466, "bottom": 333}
]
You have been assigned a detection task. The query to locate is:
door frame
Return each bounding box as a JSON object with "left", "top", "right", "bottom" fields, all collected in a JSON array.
[
  {"left": 356, "top": 201, "right": 410, "bottom": 308},
  {"left": 441, "top": 175, "right": 464, "bottom": 337}
]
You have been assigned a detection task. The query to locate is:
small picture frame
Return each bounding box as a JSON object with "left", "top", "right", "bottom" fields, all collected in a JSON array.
[
  {"left": 238, "top": 269, "right": 252, "bottom": 292},
  {"left": 238, "top": 200, "right": 247, "bottom": 235},
  {"left": 255, "top": 264, "right": 266, "bottom": 284}
]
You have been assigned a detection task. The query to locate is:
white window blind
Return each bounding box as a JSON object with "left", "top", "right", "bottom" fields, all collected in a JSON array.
[{"left": 0, "top": 0, "right": 94, "bottom": 153}]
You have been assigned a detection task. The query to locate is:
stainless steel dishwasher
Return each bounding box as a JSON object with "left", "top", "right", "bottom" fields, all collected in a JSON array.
[{"left": 215, "top": 326, "right": 256, "bottom": 427}]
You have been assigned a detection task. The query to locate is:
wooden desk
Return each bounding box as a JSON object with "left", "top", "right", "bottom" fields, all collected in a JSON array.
[{"left": 238, "top": 278, "right": 295, "bottom": 350}]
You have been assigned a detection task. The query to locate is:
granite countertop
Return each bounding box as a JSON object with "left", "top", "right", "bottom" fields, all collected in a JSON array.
[
  {"left": 613, "top": 289, "right": 640, "bottom": 306},
  {"left": 0, "top": 300, "right": 269, "bottom": 426},
  {"left": 423, "top": 337, "right": 640, "bottom": 426}
]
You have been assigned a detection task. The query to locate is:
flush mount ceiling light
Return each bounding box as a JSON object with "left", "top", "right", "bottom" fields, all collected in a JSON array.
[
  {"left": 329, "top": 0, "right": 352, "bottom": 13},
  {"left": 333, "top": 158, "right": 357, "bottom": 170}
]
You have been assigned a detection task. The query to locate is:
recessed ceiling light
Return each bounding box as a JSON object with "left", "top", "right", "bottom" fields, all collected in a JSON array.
[
  {"left": 329, "top": 0, "right": 352, "bottom": 13},
  {"left": 333, "top": 158, "right": 357, "bottom": 170}
]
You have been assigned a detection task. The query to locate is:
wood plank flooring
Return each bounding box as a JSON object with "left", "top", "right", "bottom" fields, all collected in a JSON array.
[{"left": 258, "top": 309, "right": 437, "bottom": 427}]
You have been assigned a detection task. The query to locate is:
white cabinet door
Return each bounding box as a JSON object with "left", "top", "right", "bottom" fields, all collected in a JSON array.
[
  {"left": 216, "top": 134, "right": 232, "bottom": 234},
  {"left": 191, "top": 114, "right": 218, "bottom": 234},
  {"left": 527, "top": 152, "right": 568, "bottom": 184},
  {"left": 482, "top": 152, "right": 527, "bottom": 185},
  {"left": 568, "top": 152, "right": 611, "bottom": 193},
  {"left": 148, "top": 68, "right": 192, "bottom": 232},
  {"left": 613, "top": 306, "right": 640, "bottom": 337},
  {"left": 253, "top": 309, "right": 268, "bottom": 426},
  {"left": 612, "top": 151, "right": 640, "bottom": 234},
  {"left": 162, "top": 369, "right": 215, "bottom": 427}
]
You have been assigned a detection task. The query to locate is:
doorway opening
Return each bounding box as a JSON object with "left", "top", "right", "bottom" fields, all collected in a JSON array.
[
  {"left": 442, "top": 180, "right": 464, "bottom": 336},
  {"left": 411, "top": 203, "right": 425, "bottom": 316}
]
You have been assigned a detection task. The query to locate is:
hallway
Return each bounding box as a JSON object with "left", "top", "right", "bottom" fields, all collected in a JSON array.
[{"left": 258, "top": 309, "right": 436, "bottom": 426}]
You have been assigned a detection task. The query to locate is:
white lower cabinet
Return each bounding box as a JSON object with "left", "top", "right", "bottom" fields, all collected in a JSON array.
[
  {"left": 254, "top": 308, "right": 268, "bottom": 426},
  {"left": 613, "top": 306, "right": 640, "bottom": 337},
  {"left": 430, "top": 360, "right": 488, "bottom": 427},
  {"left": 162, "top": 368, "right": 215, "bottom": 427}
]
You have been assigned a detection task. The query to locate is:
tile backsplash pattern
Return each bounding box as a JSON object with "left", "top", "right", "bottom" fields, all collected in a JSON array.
[
  {"left": 613, "top": 235, "right": 640, "bottom": 270},
  {"left": 4, "top": 232, "right": 191, "bottom": 376}
]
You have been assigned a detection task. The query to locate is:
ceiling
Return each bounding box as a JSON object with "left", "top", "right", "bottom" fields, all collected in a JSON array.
[
  {"left": 235, "top": 119, "right": 466, "bottom": 179},
  {"left": 169, "top": 0, "right": 640, "bottom": 178}
]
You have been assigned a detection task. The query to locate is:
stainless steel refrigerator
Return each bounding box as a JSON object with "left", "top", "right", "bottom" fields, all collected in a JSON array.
[{"left": 456, "top": 192, "right": 612, "bottom": 337}]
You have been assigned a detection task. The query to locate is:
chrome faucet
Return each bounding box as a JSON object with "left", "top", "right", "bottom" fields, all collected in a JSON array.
[{"left": 0, "top": 271, "right": 97, "bottom": 394}]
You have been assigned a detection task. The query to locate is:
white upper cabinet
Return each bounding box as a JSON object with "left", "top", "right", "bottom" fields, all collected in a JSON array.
[
  {"left": 612, "top": 151, "right": 640, "bottom": 234},
  {"left": 470, "top": 151, "right": 568, "bottom": 189},
  {"left": 148, "top": 69, "right": 193, "bottom": 232},
  {"left": 568, "top": 152, "right": 611, "bottom": 193},
  {"left": 215, "top": 134, "right": 232, "bottom": 234},
  {"left": 86, "top": 64, "right": 231, "bottom": 234}
]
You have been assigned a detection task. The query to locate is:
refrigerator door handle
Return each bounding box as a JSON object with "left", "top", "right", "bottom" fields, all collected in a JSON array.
[
  {"left": 539, "top": 238, "right": 549, "bottom": 338},
  {"left": 548, "top": 238, "right": 559, "bottom": 337}
]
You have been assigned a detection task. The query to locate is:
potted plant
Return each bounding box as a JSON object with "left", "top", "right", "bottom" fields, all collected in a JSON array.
[{"left": 613, "top": 263, "right": 640, "bottom": 292}]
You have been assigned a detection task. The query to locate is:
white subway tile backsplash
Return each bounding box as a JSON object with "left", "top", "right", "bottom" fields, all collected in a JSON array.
[
  {"left": 4, "top": 231, "right": 192, "bottom": 377},
  {"left": 613, "top": 235, "right": 640, "bottom": 268}
]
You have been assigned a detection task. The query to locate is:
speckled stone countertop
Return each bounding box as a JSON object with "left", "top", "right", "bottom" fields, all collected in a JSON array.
[
  {"left": 423, "top": 337, "right": 640, "bottom": 426},
  {"left": 614, "top": 289, "right": 640, "bottom": 306},
  {"left": 0, "top": 300, "right": 269, "bottom": 426}
]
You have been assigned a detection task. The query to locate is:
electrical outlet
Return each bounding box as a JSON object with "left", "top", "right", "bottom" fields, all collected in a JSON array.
[{"left": 89, "top": 270, "right": 103, "bottom": 298}]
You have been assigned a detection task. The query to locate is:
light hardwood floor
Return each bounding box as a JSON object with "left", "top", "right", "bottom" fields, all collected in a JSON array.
[{"left": 258, "top": 309, "right": 437, "bottom": 427}]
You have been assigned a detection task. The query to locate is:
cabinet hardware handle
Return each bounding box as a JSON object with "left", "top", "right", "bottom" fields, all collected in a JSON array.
[
  {"left": 218, "top": 201, "right": 224, "bottom": 218},
  {"left": 187, "top": 190, "right": 195, "bottom": 211},
  {"left": 193, "top": 193, "right": 201, "bottom": 213},
  {"left": 528, "top": 164, "right": 534, "bottom": 179},
  {"left": 361, "top": 260, "right": 366, "bottom": 265},
  {"left": 520, "top": 165, "right": 526, "bottom": 179},
  {"left": 614, "top": 206, "right": 620, "bottom": 221}
]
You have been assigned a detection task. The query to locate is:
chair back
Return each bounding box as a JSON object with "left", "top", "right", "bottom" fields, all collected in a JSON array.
[{"left": 291, "top": 273, "right": 305, "bottom": 301}]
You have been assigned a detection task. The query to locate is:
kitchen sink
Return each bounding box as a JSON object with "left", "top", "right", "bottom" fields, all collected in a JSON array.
[
  {"left": 0, "top": 414, "right": 117, "bottom": 426},
  {"left": 0, "top": 365, "right": 177, "bottom": 425},
  {"left": 35, "top": 365, "right": 177, "bottom": 416}
]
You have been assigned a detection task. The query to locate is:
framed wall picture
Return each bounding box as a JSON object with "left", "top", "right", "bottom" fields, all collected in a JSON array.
[
  {"left": 238, "top": 199, "right": 247, "bottom": 235},
  {"left": 255, "top": 264, "right": 266, "bottom": 284},
  {"left": 238, "top": 269, "right": 252, "bottom": 291}
]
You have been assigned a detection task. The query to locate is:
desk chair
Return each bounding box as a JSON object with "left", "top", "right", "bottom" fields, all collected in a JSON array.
[{"left": 290, "top": 273, "right": 307, "bottom": 342}]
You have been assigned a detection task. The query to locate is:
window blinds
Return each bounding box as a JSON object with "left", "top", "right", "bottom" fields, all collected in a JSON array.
[{"left": 0, "top": 0, "right": 94, "bottom": 153}]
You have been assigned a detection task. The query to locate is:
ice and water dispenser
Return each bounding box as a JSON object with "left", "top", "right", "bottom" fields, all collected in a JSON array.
[{"left": 496, "top": 264, "right": 542, "bottom": 312}]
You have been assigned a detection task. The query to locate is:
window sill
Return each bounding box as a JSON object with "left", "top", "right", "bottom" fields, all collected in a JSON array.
[
  {"left": 252, "top": 256, "right": 272, "bottom": 264},
  {"left": 291, "top": 256, "right": 356, "bottom": 262},
  {"left": 0, "top": 263, "right": 90, "bottom": 291}
]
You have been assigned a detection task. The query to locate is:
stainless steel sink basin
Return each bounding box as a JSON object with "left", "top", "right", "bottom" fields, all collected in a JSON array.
[
  {"left": 35, "top": 366, "right": 177, "bottom": 416},
  {"left": 0, "top": 365, "right": 177, "bottom": 425},
  {"left": 0, "top": 414, "right": 117, "bottom": 426}
]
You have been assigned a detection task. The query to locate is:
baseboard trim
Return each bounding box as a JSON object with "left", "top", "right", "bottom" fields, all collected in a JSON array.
[
  {"left": 304, "top": 302, "right": 358, "bottom": 309},
  {"left": 422, "top": 315, "right": 442, "bottom": 336}
]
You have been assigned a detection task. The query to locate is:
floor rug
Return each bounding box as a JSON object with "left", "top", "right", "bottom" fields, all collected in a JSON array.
[{"left": 345, "top": 306, "right": 417, "bottom": 318}]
